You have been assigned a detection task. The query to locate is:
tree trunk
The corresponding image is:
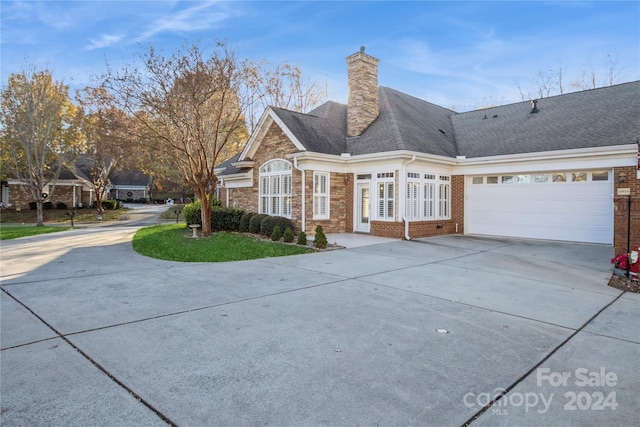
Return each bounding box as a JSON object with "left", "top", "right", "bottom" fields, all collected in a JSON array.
[
  {"left": 36, "top": 200, "right": 44, "bottom": 226},
  {"left": 200, "top": 197, "right": 212, "bottom": 237}
]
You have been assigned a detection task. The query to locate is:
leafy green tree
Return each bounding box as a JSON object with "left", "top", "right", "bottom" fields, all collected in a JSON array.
[{"left": 1, "top": 69, "right": 84, "bottom": 225}]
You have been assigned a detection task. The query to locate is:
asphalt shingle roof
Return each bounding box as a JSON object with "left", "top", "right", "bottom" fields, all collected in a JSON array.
[
  {"left": 452, "top": 81, "right": 640, "bottom": 158},
  {"left": 225, "top": 80, "right": 639, "bottom": 170}
]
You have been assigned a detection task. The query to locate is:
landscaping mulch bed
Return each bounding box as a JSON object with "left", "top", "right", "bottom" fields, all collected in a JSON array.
[{"left": 607, "top": 273, "right": 640, "bottom": 294}]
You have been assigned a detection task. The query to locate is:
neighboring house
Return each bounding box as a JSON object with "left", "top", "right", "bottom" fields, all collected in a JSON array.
[
  {"left": 107, "top": 170, "right": 153, "bottom": 201},
  {"left": 2, "top": 163, "right": 152, "bottom": 209},
  {"left": 217, "top": 48, "right": 640, "bottom": 255},
  {"left": 3, "top": 165, "right": 95, "bottom": 209}
]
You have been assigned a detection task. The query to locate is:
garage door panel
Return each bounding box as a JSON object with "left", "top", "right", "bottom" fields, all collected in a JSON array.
[{"left": 467, "top": 173, "right": 613, "bottom": 244}]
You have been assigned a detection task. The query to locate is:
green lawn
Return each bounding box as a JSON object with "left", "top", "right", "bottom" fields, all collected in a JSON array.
[
  {"left": 0, "top": 225, "right": 70, "bottom": 240},
  {"left": 132, "top": 223, "right": 314, "bottom": 262}
]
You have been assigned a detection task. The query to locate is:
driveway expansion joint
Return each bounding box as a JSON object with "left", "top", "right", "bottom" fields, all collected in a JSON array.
[
  {"left": 460, "top": 291, "right": 626, "bottom": 426},
  {"left": 0, "top": 287, "right": 178, "bottom": 426}
]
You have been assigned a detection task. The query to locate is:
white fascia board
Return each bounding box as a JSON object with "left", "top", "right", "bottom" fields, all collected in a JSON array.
[
  {"left": 240, "top": 108, "right": 306, "bottom": 160},
  {"left": 220, "top": 171, "right": 253, "bottom": 188},
  {"left": 288, "top": 150, "right": 457, "bottom": 173},
  {"left": 111, "top": 185, "right": 148, "bottom": 190},
  {"left": 455, "top": 145, "right": 637, "bottom": 175}
]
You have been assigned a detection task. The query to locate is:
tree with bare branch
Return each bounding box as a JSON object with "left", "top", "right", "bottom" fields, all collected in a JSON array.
[
  {"left": 1, "top": 69, "right": 84, "bottom": 225},
  {"left": 102, "top": 42, "right": 252, "bottom": 236},
  {"left": 76, "top": 86, "right": 134, "bottom": 210}
]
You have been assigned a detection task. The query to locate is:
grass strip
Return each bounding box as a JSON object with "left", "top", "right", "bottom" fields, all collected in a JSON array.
[
  {"left": 0, "top": 225, "right": 70, "bottom": 240},
  {"left": 132, "top": 223, "right": 314, "bottom": 262}
]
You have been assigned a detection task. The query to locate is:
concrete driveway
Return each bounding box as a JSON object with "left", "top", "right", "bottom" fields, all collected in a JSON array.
[{"left": 1, "top": 210, "right": 638, "bottom": 426}]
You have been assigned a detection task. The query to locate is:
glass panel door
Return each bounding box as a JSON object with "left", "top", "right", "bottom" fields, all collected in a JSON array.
[{"left": 356, "top": 182, "right": 370, "bottom": 233}]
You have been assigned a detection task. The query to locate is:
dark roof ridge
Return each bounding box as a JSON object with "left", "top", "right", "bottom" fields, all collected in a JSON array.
[
  {"left": 378, "top": 87, "right": 406, "bottom": 149},
  {"left": 461, "top": 79, "right": 640, "bottom": 116},
  {"left": 380, "top": 86, "right": 458, "bottom": 114}
]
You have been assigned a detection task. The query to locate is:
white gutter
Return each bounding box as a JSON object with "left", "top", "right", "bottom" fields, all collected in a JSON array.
[
  {"left": 401, "top": 155, "right": 416, "bottom": 240},
  {"left": 293, "top": 158, "right": 306, "bottom": 233}
]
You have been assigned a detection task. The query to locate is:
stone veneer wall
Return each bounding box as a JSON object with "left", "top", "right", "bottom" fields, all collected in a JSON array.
[
  {"left": 304, "top": 171, "right": 353, "bottom": 235},
  {"left": 346, "top": 50, "right": 379, "bottom": 137},
  {"left": 226, "top": 123, "right": 302, "bottom": 229},
  {"left": 613, "top": 166, "right": 640, "bottom": 256}
]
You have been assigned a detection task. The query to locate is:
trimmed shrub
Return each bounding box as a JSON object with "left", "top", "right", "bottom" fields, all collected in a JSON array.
[
  {"left": 313, "top": 225, "right": 327, "bottom": 249},
  {"left": 297, "top": 231, "right": 307, "bottom": 246},
  {"left": 260, "top": 215, "right": 293, "bottom": 237},
  {"left": 56, "top": 202, "right": 68, "bottom": 210},
  {"left": 283, "top": 227, "right": 294, "bottom": 243},
  {"left": 101, "top": 199, "right": 119, "bottom": 210},
  {"left": 43, "top": 201, "right": 53, "bottom": 210},
  {"left": 249, "top": 214, "right": 268, "bottom": 234},
  {"left": 211, "top": 207, "right": 244, "bottom": 231},
  {"left": 183, "top": 200, "right": 202, "bottom": 226},
  {"left": 212, "top": 198, "right": 222, "bottom": 207},
  {"left": 239, "top": 212, "right": 256, "bottom": 232},
  {"left": 271, "top": 225, "right": 282, "bottom": 241}
]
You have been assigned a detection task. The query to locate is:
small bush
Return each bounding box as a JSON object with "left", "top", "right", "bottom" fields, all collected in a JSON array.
[
  {"left": 101, "top": 199, "right": 119, "bottom": 210},
  {"left": 283, "top": 227, "right": 294, "bottom": 243},
  {"left": 43, "top": 201, "right": 53, "bottom": 210},
  {"left": 212, "top": 198, "right": 222, "bottom": 207},
  {"left": 56, "top": 202, "right": 68, "bottom": 210},
  {"left": 239, "top": 212, "right": 256, "bottom": 232},
  {"left": 249, "top": 214, "right": 268, "bottom": 234},
  {"left": 211, "top": 207, "right": 244, "bottom": 231},
  {"left": 260, "top": 215, "right": 293, "bottom": 236},
  {"left": 137, "top": 198, "right": 147, "bottom": 204},
  {"left": 271, "top": 225, "right": 282, "bottom": 241},
  {"left": 313, "top": 225, "right": 327, "bottom": 249},
  {"left": 183, "top": 200, "right": 202, "bottom": 226},
  {"left": 297, "top": 231, "right": 307, "bottom": 246}
]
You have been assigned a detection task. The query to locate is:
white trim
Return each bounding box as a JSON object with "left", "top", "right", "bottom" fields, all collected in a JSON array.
[
  {"left": 240, "top": 108, "right": 306, "bottom": 161},
  {"left": 312, "top": 171, "right": 330, "bottom": 220}
]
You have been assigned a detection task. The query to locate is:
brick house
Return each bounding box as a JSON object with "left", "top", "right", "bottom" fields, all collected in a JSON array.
[
  {"left": 2, "top": 162, "right": 152, "bottom": 209},
  {"left": 217, "top": 48, "right": 640, "bottom": 255}
]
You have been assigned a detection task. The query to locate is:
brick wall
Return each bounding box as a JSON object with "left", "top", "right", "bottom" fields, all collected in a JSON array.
[
  {"left": 370, "top": 174, "right": 465, "bottom": 240},
  {"left": 613, "top": 166, "right": 640, "bottom": 255},
  {"left": 7, "top": 183, "right": 90, "bottom": 209}
]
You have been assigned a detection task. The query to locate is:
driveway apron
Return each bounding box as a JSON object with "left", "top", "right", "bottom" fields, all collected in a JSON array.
[{"left": 1, "top": 214, "right": 638, "bottom": 426}]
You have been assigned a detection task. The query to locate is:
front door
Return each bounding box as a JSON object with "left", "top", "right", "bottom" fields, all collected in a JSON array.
[{"left": 355, "top": 182, "right": 370, "bottom": 233}]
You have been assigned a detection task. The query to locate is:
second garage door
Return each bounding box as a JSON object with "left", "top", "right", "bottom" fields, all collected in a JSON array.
[{"left": 466, "top": 170, "right": 613, "bottom": 244}]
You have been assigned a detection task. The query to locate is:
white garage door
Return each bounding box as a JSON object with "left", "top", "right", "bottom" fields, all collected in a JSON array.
[{"left": 466, "top": 170, "right": 613, "bottom": 244}]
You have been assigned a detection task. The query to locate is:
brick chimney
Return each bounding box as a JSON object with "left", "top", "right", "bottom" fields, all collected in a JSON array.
[{"left": 346, "top": 47, "right": 380, "bottom": 137}]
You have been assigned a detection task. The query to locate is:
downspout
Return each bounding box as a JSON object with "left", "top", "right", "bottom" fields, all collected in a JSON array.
[
  {"left": 293, "top": 158, "right": 306, "bottom": 233},
  {"left": 401, "top": 155, "right": 416, "bottom": 240}
]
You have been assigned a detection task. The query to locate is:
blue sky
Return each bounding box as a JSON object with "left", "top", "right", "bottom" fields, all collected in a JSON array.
[{"left": 2, "top": 0, "right": 639, "bottom": 111}]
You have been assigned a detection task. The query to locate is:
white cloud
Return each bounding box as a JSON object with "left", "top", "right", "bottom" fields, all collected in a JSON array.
[
  {"left": 85, "top": 34, "right": 125, "bottom": 51},
  {"left": 135, "top": 1, "right": 240, "bottom": 42}
]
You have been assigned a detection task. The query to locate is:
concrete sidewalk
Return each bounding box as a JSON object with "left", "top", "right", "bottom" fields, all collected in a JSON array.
[{"left": 1, "top": 225, "right": 638, "bottom": 426}]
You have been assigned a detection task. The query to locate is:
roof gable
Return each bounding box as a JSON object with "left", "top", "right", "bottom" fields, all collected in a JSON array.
[{"left": 239, "top": 108, "right": 306, "bottom": 161}]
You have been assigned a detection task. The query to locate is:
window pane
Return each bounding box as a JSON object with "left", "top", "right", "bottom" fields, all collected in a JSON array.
[
  {"left": 502, "top": 176, "right": 515, "bottom": 183},
  {"left": 592, "top": 171, "right": 609, "bottom": 181},
  {"left": 534, "top": 174, "right": 549, "bottom": 183},
  {"left": 552, "top": 173, "right": 567, "bottom": 182},
  {"left": 472, "top": 177, "right": 483, "bottom": 184},
  {"left": 572, "top": 172, "right": 587, "bottom": 182},
  {"left": 517, "top": 175, "right": 530, "bottom": 183},
  {"left": 487, "top": 176, "right": 498, "bottom": 184}
]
